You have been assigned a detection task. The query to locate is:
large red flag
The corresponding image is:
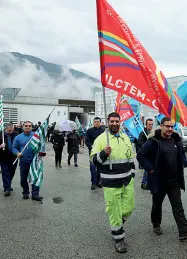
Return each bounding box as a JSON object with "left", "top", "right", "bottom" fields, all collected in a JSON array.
[{"left": 96, "top": 0, "right": 187, "bottom": 125}]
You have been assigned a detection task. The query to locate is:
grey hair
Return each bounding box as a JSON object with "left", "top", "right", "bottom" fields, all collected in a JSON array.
[
  {"left": 5, "top": 123, "right": 14, "bottom": 128},
  {"left": 23, "top": 121, "right": 33, "bottom": 126}
]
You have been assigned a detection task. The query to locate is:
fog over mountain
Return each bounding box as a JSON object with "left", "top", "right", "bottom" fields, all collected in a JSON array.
[{"left": 0, "top": 52, "right": 100, "bottom": 100}]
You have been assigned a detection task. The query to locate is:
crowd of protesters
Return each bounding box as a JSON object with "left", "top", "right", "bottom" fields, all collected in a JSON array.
[{"left": 2, "top": 114, "right": 187, "bottom": 254}]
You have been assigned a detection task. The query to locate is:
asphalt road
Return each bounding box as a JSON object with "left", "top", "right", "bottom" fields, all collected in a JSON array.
[{"left": 0, "top": 143, "right": 187, "bottom": 259}]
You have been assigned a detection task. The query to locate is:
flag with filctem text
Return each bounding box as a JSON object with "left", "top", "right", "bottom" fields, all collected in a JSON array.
[{"left": 96, "top": 0, "right": 187, "bottom": 125}]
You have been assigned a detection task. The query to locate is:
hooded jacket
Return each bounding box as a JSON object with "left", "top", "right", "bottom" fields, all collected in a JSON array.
[{"left": 137, "top": 129, "right": 187, "bottom": 193}]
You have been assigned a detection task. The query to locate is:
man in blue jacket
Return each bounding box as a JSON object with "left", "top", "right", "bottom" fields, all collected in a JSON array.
[
  {"left": 85, "top": 117, "right": 105, "bottom": 190},
  {"left": 137, "top": 117, "right": 187, "bottom": 241},
  {"left": 12, "top": 121, "right": 43, "bottom": 201}
]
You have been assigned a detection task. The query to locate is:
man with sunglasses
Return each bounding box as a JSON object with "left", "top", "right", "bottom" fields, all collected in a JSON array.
[
  {"left": 90, "top": 112, "right": 135, "bottom": 253},
  {"left": 12, "top": 121, "right": 43, "bottom": 201},
  {"left": 137, "top": 117, "right": 187, "bottom": 242}
]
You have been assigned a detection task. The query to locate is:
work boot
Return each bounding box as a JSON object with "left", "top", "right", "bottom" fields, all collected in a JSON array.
[
  {"left": 75, "top": 164, "right": 78, "bottom": 167},
  {"left": 4, "top": 191, "right": 10, "bottom": 197},
  {"left": 153, "top": 226, "right": 163, "bottom": 235},
  {"left": 32, "top": 195, "right": 43, "bottom": 201},
  {"left": 91, "top": 184, "right": 96, "bottom": 190},
  {"left": 59, "top": 164, "right": 62, "bottom": 168},
  {"left": 96, "top": 182, "right": 102, "bottom": 188},
  {"left": 114, "top": 240, "right": 127, "bottom": 253},
  {"left": 23, "top": 194, "right": 29, "bottom": 200}
]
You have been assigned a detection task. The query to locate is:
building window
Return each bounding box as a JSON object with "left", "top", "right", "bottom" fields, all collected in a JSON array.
[{"left": 57, "top": 111, "right": 60, "bottom": 116}]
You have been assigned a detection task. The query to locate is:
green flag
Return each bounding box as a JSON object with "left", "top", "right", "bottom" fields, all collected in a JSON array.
[
  {"left": 75, "top": 116, "right": 82, "bottom": 131},
  {"left": 28, "top": 117, "right": 49, "bottom": 187},
  {"left": 88, "top": 119, "right": 93, "bottom": 129}
]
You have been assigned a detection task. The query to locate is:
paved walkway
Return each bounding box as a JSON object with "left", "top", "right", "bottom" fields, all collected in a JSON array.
[{"left": 0, "top": 143, "right": 187, "bottom": 259}]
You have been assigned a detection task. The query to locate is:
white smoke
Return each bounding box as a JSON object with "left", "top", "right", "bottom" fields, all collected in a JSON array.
[{"left": 0, "top": 53, "right": 100, "bottom": 100}]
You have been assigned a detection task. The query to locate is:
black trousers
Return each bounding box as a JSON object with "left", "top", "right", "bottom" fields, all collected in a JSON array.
[
  {"left": 54, "top": 147, "right": 63, "bottom": 165},
  {"left": 151, "top": 180, "right": 187, "bottom": 237}
]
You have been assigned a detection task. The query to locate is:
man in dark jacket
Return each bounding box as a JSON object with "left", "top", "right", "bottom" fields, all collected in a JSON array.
[
  {"left": 137, "top": 117, "right": 187, "bottom": 241},
  {"left": 85, "top": 117, "right": 105, "bottom": 190},
  {"left": 138, "top": 118, "right": 153, "bottom": 190},
  {"left": 0, "top": 123, "right": 18, "bottom": 196}
]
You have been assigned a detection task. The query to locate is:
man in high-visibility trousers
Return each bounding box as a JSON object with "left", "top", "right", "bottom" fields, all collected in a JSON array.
[{"left": 90, "top": 112, "right": 135, "bottom": 254}]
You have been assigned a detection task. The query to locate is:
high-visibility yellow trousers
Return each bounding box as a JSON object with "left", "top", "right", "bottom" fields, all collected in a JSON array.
[{"left": 103, "top": 178, "right": 135, "bottom": 241}]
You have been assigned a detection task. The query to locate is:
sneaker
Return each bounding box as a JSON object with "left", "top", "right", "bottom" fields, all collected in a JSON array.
[
  {"left": 59, "top": 164, "right": 62, "bottom": 168},
  {"left": 4, "top": 191, "right": 10, "bottom": 197},
  {"left": 114, "top": 240, "right": 127, "bottom": 253},
  {"left": 32, "top": 195, "right": 43, "bottom": 201},
  {"left": 91, "top": 184, "right": 96, "bottom": 190},
  {"left": 141, "top": 184, "right": 149, "bottom": 190},
  {"left": 74, "top": 164, "right": 78, "bottom": 167},
  {"left": 55, "top": 164, "right": 58, "bottom": 168},
  {"left": 96, "top": 182, "right": 102, "bottom": 188},
  {"left": 153, "top": 226, "right": 163, "bottom": 235},
  {"left": 23, "top": 194, "right": 29, "bottom": 200}
]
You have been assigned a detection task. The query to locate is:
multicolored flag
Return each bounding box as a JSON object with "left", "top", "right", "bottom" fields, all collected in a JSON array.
[
  {"left": 0, "top": 95, "right": 4, "bottom": 131},
  {"left": 96, "top": 0, "right": 187, "bottom": 125},
  {"left": 28, "top": 117, "right": 49, "bottom": 187}
]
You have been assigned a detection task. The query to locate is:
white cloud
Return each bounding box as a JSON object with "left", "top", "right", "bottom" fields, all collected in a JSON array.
[{"left": 0, "top": 53, "right": 98, "bottom": 100}]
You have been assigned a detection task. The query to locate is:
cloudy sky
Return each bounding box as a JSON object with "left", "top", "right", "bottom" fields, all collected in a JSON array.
[{"left": 0, "top": 0, "right": 187, "bottom": 79}]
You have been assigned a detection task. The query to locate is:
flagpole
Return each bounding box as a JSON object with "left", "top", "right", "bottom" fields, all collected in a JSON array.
[
  {"left": 102, "top": 86, "right": 112, "bottom": 170},
  {"left": 13, "top": 107, "right": 55, "bottom": 165},
  {"left": 1, "top": 95, "right": 5, "bottom": 151},
  {"left": 134, "top": 116, "right": 148, "bottom": 138}
]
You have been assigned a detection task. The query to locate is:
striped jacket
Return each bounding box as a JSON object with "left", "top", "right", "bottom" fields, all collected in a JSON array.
[{"left": 90, "top": 131, "right": 135, "bottom": 188}]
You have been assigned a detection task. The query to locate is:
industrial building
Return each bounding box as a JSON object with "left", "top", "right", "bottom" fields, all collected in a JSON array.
[
  {"left": 95, "top": 75, "right": 187, "bottom": 120},
  {"left": 1, "top": 89, "right": 95, "bottom": 125}
]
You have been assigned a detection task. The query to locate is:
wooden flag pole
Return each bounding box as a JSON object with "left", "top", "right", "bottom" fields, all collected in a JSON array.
[{"left": 102, "top": 86, "right": 112, "bottom": 170}]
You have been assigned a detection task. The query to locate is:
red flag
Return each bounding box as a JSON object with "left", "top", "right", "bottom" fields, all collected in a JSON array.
[
  {"left": 118, "top": 99, "right": 134, "bottom": 122},
  {"left": 114, "top": 93, "right": 122, "bottom": 113},
  {"left": 96, "top": 0, "right": 187, "bottom": 124}
]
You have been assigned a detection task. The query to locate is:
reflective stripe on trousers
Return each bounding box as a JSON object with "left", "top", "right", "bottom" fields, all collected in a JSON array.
[{"left": 100, "top": 170, "right": 133, "bottom": 179}]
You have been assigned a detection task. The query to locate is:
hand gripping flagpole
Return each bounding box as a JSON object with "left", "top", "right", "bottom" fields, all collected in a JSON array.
[
  {"left": 102, "top": 86, "right": 112, "bottom": 170},
  {"left": 13, "top": 107, "right": 55, "bottom": 165}
]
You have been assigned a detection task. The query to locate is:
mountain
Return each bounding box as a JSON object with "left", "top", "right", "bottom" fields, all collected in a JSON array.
[{"left": 0, "top": 52, "right": 100, "bottom": 100}]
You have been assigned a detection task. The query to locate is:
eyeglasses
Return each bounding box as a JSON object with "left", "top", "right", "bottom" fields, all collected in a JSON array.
[
  {"left": 24, "top": 125, "right": 32, "bottom": 128},
  {"left": 164, "top": 125, "right": 174, "bottom": 129},
  {"left": 110, "top": 120, "right": 120, "bottom": 123}
]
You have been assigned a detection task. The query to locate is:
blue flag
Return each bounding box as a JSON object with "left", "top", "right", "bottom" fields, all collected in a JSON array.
[{"left": 122, "top": 99, "right": 143, "bottom": 139}]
